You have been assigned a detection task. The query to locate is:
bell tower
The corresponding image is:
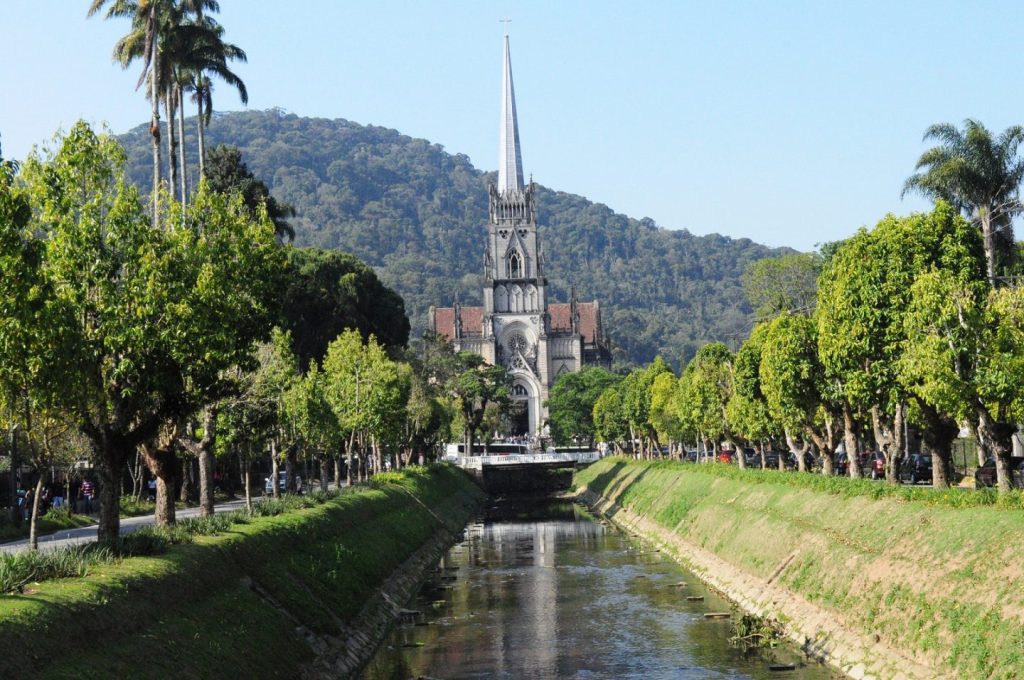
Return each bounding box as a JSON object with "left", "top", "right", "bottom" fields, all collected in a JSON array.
[{"left": 481, "top": 34, "right": 549, "bottom": 436}]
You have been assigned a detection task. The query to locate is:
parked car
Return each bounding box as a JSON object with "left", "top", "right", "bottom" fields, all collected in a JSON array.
[
  {"left": 974, "top": 457, "right": 1024, "bottom": 488},
  {"left": 742, "top": 448, "right": 760, "bottom": 467},
  {"left": 785, "top": 451, "right": 817, "bottom": 471},
  {"left": 683, "top": 449, "right": 700, "bottom": 463},
  {"left": 863, "top": 451, "right": 886, "bottom": 480},
  {"left": 899, "top": 453, "right": 933, "bottom": 484},
  {"left": 834, "top": 452, "right": 849, "bottom": 476},
  {"left": 718, "top": 449, "right": 734, "bottom": 464},
  {"left": 264, "top": 471, "right": 303, "bottom": 495}
]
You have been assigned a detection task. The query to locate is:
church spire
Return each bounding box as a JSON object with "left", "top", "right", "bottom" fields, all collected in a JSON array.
[{"left": 498, "top": 34, "right": 524, "bottom": 196}]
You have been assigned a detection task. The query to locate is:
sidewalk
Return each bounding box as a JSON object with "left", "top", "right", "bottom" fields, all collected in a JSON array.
[{"left": 0, "top": 498, "right": 251, "bottom": 555}]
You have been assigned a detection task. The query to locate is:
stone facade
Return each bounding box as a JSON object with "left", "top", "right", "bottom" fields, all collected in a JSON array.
[{"left": 429, "top": 36, "right": 610, "bottom": 437}]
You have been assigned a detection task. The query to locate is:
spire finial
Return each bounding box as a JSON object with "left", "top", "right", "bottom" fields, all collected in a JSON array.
[{"left": 498, "top": 32, "right": 525, "bottom": 196}]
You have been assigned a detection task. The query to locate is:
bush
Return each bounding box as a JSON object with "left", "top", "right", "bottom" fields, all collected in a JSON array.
[{"left": 0, "top": 543, "right": 117, "bottom": 594}]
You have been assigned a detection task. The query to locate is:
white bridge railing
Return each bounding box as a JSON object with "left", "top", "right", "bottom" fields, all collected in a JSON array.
[{"left": 457, "top": 451, "right": 601, "bottom": 470}]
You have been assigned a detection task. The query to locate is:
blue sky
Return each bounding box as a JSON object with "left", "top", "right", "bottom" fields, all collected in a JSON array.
[{"left": 3, "top": 1, "right": 1024, "bottom": 251}]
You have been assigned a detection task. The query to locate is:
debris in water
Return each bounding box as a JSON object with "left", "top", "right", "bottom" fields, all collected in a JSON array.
[
  {"left": 686, "top": 596, "right": 704, "bottom": 601},
  {"left": 704, "top": 612, "right": 731, "bottom": 619},
  {"left": 768, "top": 664, "right": 796, "bottom": 672},
  {"left": 669, "top": 582, "right": 688, "bottom": 587}
]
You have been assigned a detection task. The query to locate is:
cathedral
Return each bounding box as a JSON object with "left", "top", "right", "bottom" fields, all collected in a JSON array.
[{"left": 429, "top": 35, "right": 611, "bottom": 437}]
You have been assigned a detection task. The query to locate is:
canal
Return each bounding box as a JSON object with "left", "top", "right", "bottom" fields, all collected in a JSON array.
[{"left": 363, "top": 498, "right": 837, "bottom": 679}]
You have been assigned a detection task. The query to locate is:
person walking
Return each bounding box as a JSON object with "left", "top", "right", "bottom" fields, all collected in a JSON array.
[{"left": 81, "top": 478, "right": 95, "bottom": 514}]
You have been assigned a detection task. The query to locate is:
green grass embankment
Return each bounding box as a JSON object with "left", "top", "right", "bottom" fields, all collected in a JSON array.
[
  {"left": 575, "top": 458, "right": 1024, "bottom": 679},
  {"left": 0, "top": 465, "right": 483, "bottom": 679}
]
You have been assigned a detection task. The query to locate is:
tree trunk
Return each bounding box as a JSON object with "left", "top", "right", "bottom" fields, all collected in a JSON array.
[
  {"left": 179, "top": 457, "right": 194, "bottom": 504},
  {"left": 843, "top": 405, "right": 861, "bottom": 479},
  {"left": 165, "top": 88, "right": 178, "bottom": 205},
  {"left": 785, "top": 429, "right": 808, "bottom": 473},
  {"left": 195, "top": 408, "right": 217, "bottom": 517},
  {"left": 240, "top": 451, "right": 252, "bottom": 513},
  {"left": 284, "top": 451, "right": 296, "bottom": 493},
  {"left": 806, "top": 425, "right": 834, "bottom": 476},
  {"left": 197, "top": 93, "right": 206, "bottom": 178},
  {"left": 177, "top": 84, "right": 188, "bottom": 209},
  {"left": 980, "top": 209, "right": 997, "bottom": 285},
  {"left": 93, "top": 434, "right": 131, "bottom": 542},
  {"left": 28, "top": 473, "right": 45, "bottom": 551},
  {"left": 320, "top": 459, "right": 329, "bottom": 492},
  {"left": 150, "top": 17, "right": 161, "bottom": 229},
  {"left": 142, "top": 441, "right": 178, "bottom": 526},
  {"left": 334, "top": 457, "right": 341, "bottom": 490},
  {"left": 270, "top": 440, "right": 280, "bottom": 499},
  {"left": 976, "top": 407, "right": 1015, "bottom": 492},
  {"left": 913, "top": 402, "right": 955, "bottom": 488},
  {"left": 198, "top": 448, "right": 215, "bottom": 516}
]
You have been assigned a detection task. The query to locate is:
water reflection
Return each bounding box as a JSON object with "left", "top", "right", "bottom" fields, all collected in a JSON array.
[{"left": 363, "top": 498, "right": 836, "bottom": 679}]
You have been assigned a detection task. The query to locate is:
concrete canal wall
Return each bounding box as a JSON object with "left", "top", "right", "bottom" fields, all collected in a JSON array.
[
  {"left": 0, "top": 465, "right": 483, "bottom": 679},
  {"left": 575, "top": 458, "right": 1024, "bottom": 680}
]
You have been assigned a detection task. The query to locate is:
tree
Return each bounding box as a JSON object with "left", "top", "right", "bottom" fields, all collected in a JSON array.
[
  {"left": 760, "top": 314, "right": 837, "bottom": 473},
  {"left": 593, "top": 386, "right": 628, "bottom": 452},
  {"left": 444, "top": 353, "right": 511, "bottom": 457},
  {"left": 817, "top": 203, "right": 986, "bottom": 485},
  {"left": 18, "top": 122, "right": 281, "bottom": 536},
  {"left": 323, "top": 330, "right": 409, "bottom": 481},
  {"left": 727, "top": 324, "right": 780, "bottom": 468},
  {"left": 89, "top": 0, "right": 172, "bottom": 226},
  {"left": 743, "top": 252, "right": 821, "bottom": 321},
  {"left": 281, "top": 247, "right": 409, "bottom": 370},
  {"left": 206, "top": 145, "right": 295, "bottom": 241},
  {"left": 621, "top": 357, "right": 672, "bottom": 457},
  {"left": 648, "top": 371, "right": 681, "bottom": 455},
  {"left": 682, "top": 343, "right": 743, "bottom": 467},
  {"left": 903, "top": 119, "right": 1024, "bottom": 283},
  {"left": 546, "top": 367, "right": 621, "bottom": 446},
  {"left": 901, "top": 270, "right": 1024, "bottom": 491}
]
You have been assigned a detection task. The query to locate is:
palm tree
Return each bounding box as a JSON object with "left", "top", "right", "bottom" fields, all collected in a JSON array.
[
  {"left": 90, "top": 1, "right": 231, "bottom": 212},
  {"left": 89, "top": 0, "right": 167, "bottom": 227},
  {"left": 903, "top": 119, "right": 1024, "bottom": 283},
  {"left": 179, "top": 19, "right": 248, "bottom": 184}
]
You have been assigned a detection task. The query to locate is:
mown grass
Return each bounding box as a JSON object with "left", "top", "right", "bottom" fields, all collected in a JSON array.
[
  {"left": 576, "top": 457, "right": 1024, "bottom": 679},
  {"left": 0, "top": 464, "right": 483, "bottom": 678}
]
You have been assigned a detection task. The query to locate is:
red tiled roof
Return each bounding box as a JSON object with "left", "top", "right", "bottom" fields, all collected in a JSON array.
[
  {"left": 548, "top": 301, "right": 600, "bottom": 343},
  {"left": 432, "top": 301, "right": 600, "bottom": 343},
  {"left": 432, "top": 306, "right": 484, "bottom": 341}
]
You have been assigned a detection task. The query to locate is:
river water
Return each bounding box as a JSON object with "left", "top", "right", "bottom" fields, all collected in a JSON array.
[{"left": 363, "top": 498, "right": 837, "bottom": 679}]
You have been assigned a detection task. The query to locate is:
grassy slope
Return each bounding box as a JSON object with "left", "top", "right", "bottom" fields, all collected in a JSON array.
[
  {"left": 0, "top": 465, "right": 482, "bottom": 679},
  {"left": 576, "top": 458, "right": 1024, "bottom": 679}
]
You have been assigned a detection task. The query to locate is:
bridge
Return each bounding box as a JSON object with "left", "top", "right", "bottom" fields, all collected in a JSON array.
[{"left": 454, "top": 450, "right": 602, "bottom": 493}]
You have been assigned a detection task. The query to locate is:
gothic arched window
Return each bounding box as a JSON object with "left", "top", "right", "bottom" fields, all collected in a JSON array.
[
  {"left": 508, "top": 251, "right": 522, "bottom": 279},
  {"left": 495, "top": 285, "right": 508, "bottom": 312},
  {"left": 511, "top": 384, "right": 528, "bottom": 397},
  {"left": 511, "top": 285, "right": 523, "bottom": 312}
]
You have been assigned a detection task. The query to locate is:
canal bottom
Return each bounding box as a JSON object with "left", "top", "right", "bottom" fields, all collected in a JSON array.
[{"left": 362, "top": 497, "right": 838, "bottom": 679}]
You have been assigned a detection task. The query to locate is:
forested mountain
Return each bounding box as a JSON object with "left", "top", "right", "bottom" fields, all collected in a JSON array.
[{"left": 118, "top": 109, "right": 793, "bottom": 367}]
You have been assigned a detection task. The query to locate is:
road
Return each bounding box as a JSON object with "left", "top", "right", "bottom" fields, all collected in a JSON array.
[{"left": 0, "top": 498, "right": 252, "bottom": 555}]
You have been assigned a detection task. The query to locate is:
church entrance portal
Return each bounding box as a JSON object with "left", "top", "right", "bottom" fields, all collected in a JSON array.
[{"left": 509, "top": 401, "right": 529, "bottom": 436}]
